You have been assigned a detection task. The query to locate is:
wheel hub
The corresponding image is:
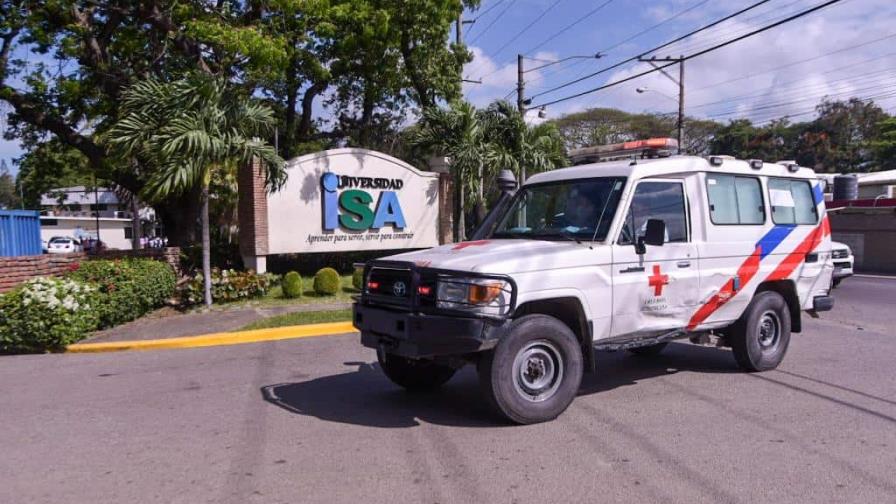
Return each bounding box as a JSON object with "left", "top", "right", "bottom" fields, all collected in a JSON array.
[
  {"left": 512, "top": 340, "right": 564, "bottom": 403},
  {"left": 757, "top": 311, "right": 780, "bottom": 351}
]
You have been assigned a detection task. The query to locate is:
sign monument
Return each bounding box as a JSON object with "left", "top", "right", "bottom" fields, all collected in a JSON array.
[{"left": 239, "top": 148, "right": 442, "bottom": 272}]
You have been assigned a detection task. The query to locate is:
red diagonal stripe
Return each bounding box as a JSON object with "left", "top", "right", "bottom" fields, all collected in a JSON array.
[{"left": 687, "top": 246, "right": 762, "bottom": 330}]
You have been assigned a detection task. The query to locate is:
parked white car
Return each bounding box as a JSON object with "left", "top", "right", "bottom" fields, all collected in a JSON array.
[
  {"left": 354, "top": 154, "right": 835, "bottom": 424},
  {"left": 47, "top": 236, "right": 83, "bottom": 254},
  {"left": 831, "top": 241, "right": 854, "bottom": 287}
]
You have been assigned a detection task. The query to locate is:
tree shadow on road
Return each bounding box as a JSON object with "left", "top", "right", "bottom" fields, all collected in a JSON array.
[{"left": 261, "top": 342, "right": 740, "bottom": 428}]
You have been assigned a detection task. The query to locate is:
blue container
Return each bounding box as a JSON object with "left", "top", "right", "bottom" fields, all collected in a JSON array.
[{"left": 0, "top": 210, "right": 42, "bottom": 257}]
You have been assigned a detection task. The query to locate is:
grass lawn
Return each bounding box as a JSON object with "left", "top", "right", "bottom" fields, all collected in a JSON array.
[{"left": 238, "top": 308, "right": 353, "bottom": 331}]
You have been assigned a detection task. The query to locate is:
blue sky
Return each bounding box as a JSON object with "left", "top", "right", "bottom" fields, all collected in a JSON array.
[
  {"left": 2, "top": 0, "right": 895, "bottom": 174},
  {"left": 463, "top": 0, "right": 896, "bottom": 122}
]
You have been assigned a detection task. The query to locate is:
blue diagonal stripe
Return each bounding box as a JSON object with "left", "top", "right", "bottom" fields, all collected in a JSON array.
[
  {"left": 813, "top": 183, "right": 824, "bottom": 205},
  {"left": 756, "top": 224, "right": 797, "bottom": 259}
]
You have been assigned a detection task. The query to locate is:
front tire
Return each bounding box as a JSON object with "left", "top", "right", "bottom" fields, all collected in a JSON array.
[
  {"left": 377, "top": 351, "right": 456, "bottom": 392},
  {"left": 729, "top": 291, "right": 791, "bottom": 372},
  {"left": 478, "top": 314, "right": 583, "bottom": 424}
]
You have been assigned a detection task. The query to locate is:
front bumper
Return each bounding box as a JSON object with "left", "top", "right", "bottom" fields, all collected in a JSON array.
[
  {"left": 353, "top": 303, "right": 511, "bottom": 359},
  {"left": 833, "top": 260, "right": 854, "bottom": 279},
  {"left": 812, "top": 295, "right": 835, "bottom": 312}
]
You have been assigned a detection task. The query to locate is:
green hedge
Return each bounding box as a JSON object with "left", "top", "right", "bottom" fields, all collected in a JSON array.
[
  {"left": 281, "top": 271, "right": 303, "bottom": 298},
  {"left": 0, "top": 277, "right": 101, "bottom": 353},
  {"left": 313, "top": 267, "right": 341, "bottom": 295},
  {"left": 67, "top": 259, "right": 176, "bottom": 328},
  {"left": 352, "top": 267, "right": 364, "bottom": 291},
  {"left": 181, "top": 269, "right": 278, "bottom": 304}
]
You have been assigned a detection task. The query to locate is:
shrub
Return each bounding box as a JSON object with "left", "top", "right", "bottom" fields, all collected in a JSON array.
[
  {"left": 0, "top": 277, "right": 100, "bottom": 353},
  {"left": 313, "top": 267, "right": 341, "bottom": 295},
  {"left": 67, "top": 259, "right": 176, "bottom": 328},
  {"left": 281, "top": 271, "right": 303, "bottom": 299},
  {"left": 352, "top": 267, "right": 363, "bottom": 291},
  {"left": 181, "top": 269, "right": 278, "bottom": 305}
]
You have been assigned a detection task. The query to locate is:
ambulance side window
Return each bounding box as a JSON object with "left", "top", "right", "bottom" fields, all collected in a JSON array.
[
  {"left": 706, "top": 174, "right": 765, "bottom": 225},
  {"left": 769, "top": 178, "right": 818, "bottom": 225},
  {"left": 618, "top": 181, "right": 688, "bottom": 245}
]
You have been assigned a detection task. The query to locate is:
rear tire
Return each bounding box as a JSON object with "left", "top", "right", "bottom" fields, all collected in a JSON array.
[
  {"left": 832, "top": 278, "right": 842, "bottom": 288},
  {"left": 628, "top": 342, "right": 668, "bottom": 356},
  {"left": 377, "top": 351, "right": 456, "bottom": 392},
  {"left": 729, "top": 291, "right": 791, "bottom": 372},
  {"left": 478, "top": 314, "right": 583, "bottom": 424}
]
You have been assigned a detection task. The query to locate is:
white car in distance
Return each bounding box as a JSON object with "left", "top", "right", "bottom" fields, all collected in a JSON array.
[{"left": 46, "top": 236, "right": 83, "bottom": 254}]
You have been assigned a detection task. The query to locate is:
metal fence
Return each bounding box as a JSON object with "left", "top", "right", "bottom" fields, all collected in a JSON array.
[{"left": 0, "top": 210, "right": 42, "bottom": 257}]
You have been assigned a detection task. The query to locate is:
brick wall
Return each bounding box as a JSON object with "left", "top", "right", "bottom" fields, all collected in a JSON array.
[
  {"left": 238, "top": 158, "right": 269, "bottom": 257},
  {"left": 0, "top": 247, "right": 183, "bottom": 293}
]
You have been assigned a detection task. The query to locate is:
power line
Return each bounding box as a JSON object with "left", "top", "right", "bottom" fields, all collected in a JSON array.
[
  {"left": 745, "top": 91, "right": 896, "bottom": 125},
  {"left": 465, "top": 0, "right": 506, "bottom": 39},
  {"left": 524, "top": 0, "right": 618, "bottom": 55},
  {"left": 704, "top": 82, "right": 896, "bottom": 119},
  {"left": 601, "top": 0, "right": 712, "bottom": 54},
  {"left": 468, "top": 0, "right": 515, "bottom": 45},
  {"left": 689, "top": 66, "right": 896, "bottom": 109},
  {"left": 529, "top": 0, "right": 774, "bottom": 101},
  {"left": 666, "top": 0, "right": 857, "bottom": 57},
  {"left": 488, "top": 0, "right": 565, "bottom": 63},
  {"left": 690, "top": 32, "right": 896, "bottom": 93},
  {"left": 529, "top": 0, "right": 845, "bottom": 109}
]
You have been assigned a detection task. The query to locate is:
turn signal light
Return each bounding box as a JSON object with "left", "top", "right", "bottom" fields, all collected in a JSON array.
[
  {"left": 469, "top": 282, "right": 503, "bottom": 304},
  {"left": 417, "top": 285, "right": 433, "bottom": 296}
]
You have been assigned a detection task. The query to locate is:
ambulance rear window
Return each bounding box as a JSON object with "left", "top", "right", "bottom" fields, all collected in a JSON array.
[
  {"left": 769, "top": 178, "right": 818, "bottom": 225},
  {"left": 706, "top": 174, "right": 765, "bottom": 225}
]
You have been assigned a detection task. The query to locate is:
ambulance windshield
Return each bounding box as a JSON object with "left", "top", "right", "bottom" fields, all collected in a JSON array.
[{"left": 491, "top": 177, "right": 626, "bottom": 242}]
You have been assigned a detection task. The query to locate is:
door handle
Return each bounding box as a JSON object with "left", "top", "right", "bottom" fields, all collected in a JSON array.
[
  {"left": 619, "top": 266, "right": 645, "bottom": 273},
  {"left": 677, "top": 260, "right": 691, "bottom": 268}
]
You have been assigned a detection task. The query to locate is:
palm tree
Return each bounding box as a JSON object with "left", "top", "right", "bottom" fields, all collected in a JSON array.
[
  {"left": 107, "top": 75, "right": 286, "bottom": 307},
  {"left": 408, "top": 101, "right": 487, "bottom": 241},
  {"left": 481, "top": 100, "right": 568, "bottom": 184}
]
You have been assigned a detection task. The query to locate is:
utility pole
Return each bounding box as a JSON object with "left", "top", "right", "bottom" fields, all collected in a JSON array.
[
  {"left": 638, "top": 56, "right": 685, "bottom": 154},
  {"left": 517, "top": 54, "right": 527, "bottom": 184}
]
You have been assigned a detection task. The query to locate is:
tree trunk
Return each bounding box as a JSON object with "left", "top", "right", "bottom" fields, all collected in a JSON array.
[
  {"left": 201, "top": 182, "right": 213, "bottom": 308},
  {"left": 131, "top": 197, "right": 141, "bottom": 250},
  {"left": 455, "top": 171, "right": 465, "bottom": 242}
]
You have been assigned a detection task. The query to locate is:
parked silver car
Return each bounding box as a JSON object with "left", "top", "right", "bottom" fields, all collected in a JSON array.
[{"left": 47, "top": 236, "right": 83, "bottom": 254}]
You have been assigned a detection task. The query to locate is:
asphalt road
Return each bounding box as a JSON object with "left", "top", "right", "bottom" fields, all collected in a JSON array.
[{"left": 2, "top": 276, "right": 895, "bottom": 504}]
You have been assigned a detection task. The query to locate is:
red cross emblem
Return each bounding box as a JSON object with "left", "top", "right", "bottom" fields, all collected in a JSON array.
[
  {"left": 452, "top": 240, "right": 491, "bottom": 251},
  {"left": 648, "top": 264, "right": 669, "bottom": 296}
]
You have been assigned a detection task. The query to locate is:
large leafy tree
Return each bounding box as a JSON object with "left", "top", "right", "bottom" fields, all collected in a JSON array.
[
  {"left": 107, "top": 75, "right": 285, "bottom": 307},
  {"left": 870, "top": 117, "right": 896, "bottom": 172}
]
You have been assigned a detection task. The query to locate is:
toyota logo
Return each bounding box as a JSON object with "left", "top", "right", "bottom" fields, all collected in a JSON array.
[{"left": 392, "top": 281, "right": 407, "bottom": 297}]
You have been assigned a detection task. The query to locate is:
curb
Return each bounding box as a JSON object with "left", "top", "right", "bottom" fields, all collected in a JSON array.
[{"left": 66, "top": 321, "right": 358, "bottom": 353}]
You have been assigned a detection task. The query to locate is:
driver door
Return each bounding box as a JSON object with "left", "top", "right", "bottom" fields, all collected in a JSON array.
[{"left": 611, "top": 179, "right": 700, "bottom": 338}]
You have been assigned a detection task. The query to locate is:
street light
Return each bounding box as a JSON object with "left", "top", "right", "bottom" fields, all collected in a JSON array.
[
  {"left": 636, "top": 87, "right": 678, "bottom": 103},
  {"left": 524, "top": 52, "right": 605, "bottom": 73}
]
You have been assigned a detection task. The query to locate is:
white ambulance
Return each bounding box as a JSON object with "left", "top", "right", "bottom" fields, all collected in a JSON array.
[{"left": 353, "top": 154, "right": 835, "bottom": 424}]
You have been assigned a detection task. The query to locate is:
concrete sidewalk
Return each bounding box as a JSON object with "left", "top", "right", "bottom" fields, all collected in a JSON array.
[{"left": 84, "top": 302, "right": 352, "bottom": 344}]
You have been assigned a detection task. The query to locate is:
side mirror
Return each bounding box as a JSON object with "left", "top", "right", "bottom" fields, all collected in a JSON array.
[{"left": 644, "top": 219, "right": 666, "bottom": 247}]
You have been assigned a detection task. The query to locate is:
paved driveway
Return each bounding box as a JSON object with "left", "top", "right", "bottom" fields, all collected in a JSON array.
[{"left": 2, "top": 276, "right": 895, "bottom": 503}]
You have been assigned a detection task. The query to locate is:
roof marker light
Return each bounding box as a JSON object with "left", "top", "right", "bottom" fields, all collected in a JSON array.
[
  {"left": 749, "top": 159, "right": 763, "bottom": 170},
  {"left": 709, "top": 156, "right": 724, "bottom": 166},
  {"left": 787, "top": 163, "right": 799, "bottom": 173}
]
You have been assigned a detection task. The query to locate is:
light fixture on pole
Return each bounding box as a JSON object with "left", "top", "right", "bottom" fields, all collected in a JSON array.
[{"left": 637, "top": 55, "right": 685, "bottom": 154}]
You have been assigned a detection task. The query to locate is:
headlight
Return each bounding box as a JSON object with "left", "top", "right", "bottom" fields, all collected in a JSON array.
[{"left": 436, "top": 277, "right": 512, "bottom": 317}]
